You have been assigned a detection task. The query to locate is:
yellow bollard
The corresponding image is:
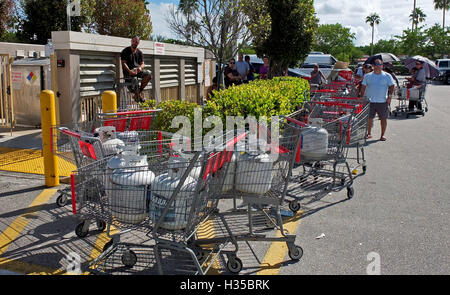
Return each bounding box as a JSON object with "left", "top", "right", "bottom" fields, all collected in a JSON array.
[
  {"left": 102, "top": 91, "right": 117, "bottom": 114},
  {"left": 40, "top": 90, "right": 59, "bottom": 187}
]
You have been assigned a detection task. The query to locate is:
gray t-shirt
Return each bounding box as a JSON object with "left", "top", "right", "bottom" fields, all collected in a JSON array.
[
  {"left": 415, "top": 68, "right": 426, "bottom": 85},
  {"left": 235, "top": 61, "right": 250, "bottom": 80}
]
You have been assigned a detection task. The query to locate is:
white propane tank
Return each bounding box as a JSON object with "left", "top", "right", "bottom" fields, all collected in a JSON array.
[
  {"left": 117, "top": 130, "right": 140, "bottom": 145},
  {"left": 149, "top": 173, "right": 197, "bottom": 230},
  {"left": 221, "top": 153, "right": 238, "bottom": 192},
  {"left": 95, "top": 126, "right": 125, "bottom": 156},
  {"left": 300, "top": 126, "right": 328, "bottom": 161},
  {"left": 168, "top": 154, "right": 203, "bottom": 179},
  {"left": 235, "top": 151, "right": 273, "bottom": 195},
  {"left": 109, "top": 154, "right": 155, "bottom": 224}
]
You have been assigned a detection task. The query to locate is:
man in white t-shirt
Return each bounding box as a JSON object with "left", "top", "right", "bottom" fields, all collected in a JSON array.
[{"left": 359, "top": 59, "right": 395, "bottom": 142}]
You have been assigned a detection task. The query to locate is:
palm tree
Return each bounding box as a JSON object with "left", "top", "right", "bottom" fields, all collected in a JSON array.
[
  {"left": 434, "top": 0, "right": 450, "bottom": 28},
  {"left": 366, "top": 13, "right": 381, "bottom": 56},
  {"left": 409, "top": 7, "right": 427, "bottom": 31}
]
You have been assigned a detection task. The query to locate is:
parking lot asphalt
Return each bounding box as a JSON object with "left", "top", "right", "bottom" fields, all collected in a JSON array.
[{"left": 0, "top": 80, "right": 448, "bottom": 275}]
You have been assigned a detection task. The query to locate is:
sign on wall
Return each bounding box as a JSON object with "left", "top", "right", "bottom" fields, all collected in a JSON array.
[{"left": 154, "top": 42, "right": 165, "bottom": 55}]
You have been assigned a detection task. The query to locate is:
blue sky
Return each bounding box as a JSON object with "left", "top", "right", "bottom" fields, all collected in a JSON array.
[{"left": 148, "top": 0, "right": 446, "bottom": 46}]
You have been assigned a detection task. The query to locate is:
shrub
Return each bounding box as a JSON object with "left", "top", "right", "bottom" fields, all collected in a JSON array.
[
  {"left": 139, "top": 77, "right": 310, "bottom": 134},
  {"left": 205, "top": 77, "right": 310, "bottom": 122}
]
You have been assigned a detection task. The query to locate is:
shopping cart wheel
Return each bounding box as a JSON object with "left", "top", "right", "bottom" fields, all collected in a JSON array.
[
  {"left": 362, "top": 165, "right": 367, "bottom": 173},
  {"left": 96, "top": 220, "right": 106, "bottom": 231},
  {"left": 288, "top": 200, "right": 301, "bottom": 213},
  {"left": 347, "top": 187, "right": 354, "bottom": 199},
  {"left": 122, "top": 250, "right": 137, "bottom": 268},
  {"left": 226, "top": 257, "right": 243, "bottom": 274},
  {"left": 75, "top": 222, "right": 89, "bottom": 238},
  {"left": 288, "top": 245, "right": 303, "bottom": 261},
  {"left": 56, "top": 194, "right": 68, "bottom": 207},
  {"left": 425, "top": 107, "right": 428, "bottom": 112}
]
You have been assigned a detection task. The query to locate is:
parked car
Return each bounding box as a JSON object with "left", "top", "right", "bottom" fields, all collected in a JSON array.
[
  {"left": 298, "top": 54, "right": 338, "bottom": 79},
  {"left": 436, "top": 59, "right": 450, "bottom": 85},
  {"left": 246, "top": 55, "right": 311, "bottom": 80}
]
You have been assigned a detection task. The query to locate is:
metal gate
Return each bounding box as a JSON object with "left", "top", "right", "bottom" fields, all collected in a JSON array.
[{"left": 0, "top": 54, "right": 15, "bottom": 129}]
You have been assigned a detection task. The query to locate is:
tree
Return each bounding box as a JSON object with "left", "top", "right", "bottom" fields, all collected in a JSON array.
[
  {"left": 313, "top": 24, "right": 356, "bottom": 59},
  {"left": 372, "top": 39, "right": 400, "bottom": 56},
  {"left": 434, "top": 0, "right": 450, "bottom": 28},
  {"left": 365, "top": 13, "right": 381, "bottom": 56},
  {"left": 424, "top": 24, "right": 450, "bottom": 58},
  {"left": 395, "top": 27, "right": 427, "bottom": 56},
  {"left": 409, "top": 7, "right": 426, "bottom": 32},
  {"left": 166, "top": 0, "right": 252, "bottom": 87},
  {"left": 91, "top": 0, "right": 152, "bottom": 39},
  {"left": 19, "top": 0, "right": 87, "bottom": 44},
  {"left": 252, "top": 0, "right": 318, "bottom": 77},
  {"left": 0, "top": 0, "right": 14, "bottom": 39}
]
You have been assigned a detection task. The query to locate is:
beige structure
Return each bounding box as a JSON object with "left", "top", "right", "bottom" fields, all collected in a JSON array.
[
  {"left": 10, "top": 59, "right": 50, "bottom": 126},
  {"left": 51, "top": 31, "right": 215, "bottom": 125},
  {"left": 0, "top": 42, "right": 46, "bottom": 59}
]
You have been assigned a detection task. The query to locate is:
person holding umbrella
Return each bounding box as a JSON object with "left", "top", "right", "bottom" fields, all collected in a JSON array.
[
  {"left": 408, "top": 61, "right": 426, "bottom": 111},
  {"left": 359, "top": 59, "right": 395, "bottom": 142}
]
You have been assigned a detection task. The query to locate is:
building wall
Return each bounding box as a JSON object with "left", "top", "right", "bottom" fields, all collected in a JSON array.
[{"left": 51, "top": 31, "right": 213, "bottom": 125}]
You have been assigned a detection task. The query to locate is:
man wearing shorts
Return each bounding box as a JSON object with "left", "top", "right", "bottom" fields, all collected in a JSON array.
[
  {"left": 359, "top": 59, "right": 395, "bottom": 141},
  {"left": 121, "top": 36, "right": 152, "bottom": 102}
]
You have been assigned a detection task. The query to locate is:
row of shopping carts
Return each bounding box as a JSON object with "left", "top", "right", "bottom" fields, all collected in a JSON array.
[{"left": 50, "top": 83, "right": 369, "bottom": 274}]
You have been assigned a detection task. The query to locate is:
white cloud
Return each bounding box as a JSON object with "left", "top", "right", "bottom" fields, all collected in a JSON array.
[
  {"left": 148, "top": 0, "right": 446, "bottom": 45},
  {"left": 148, "top": 2, "right": 178, "bottom": 39},
  {"left": 315, "top": 0, "right": 446, "bottom": 46}
]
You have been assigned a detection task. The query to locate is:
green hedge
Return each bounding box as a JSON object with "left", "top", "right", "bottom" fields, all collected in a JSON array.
[
  {"left": 205, "top": 77, "right": 310, "bottom": 121},
  {"left": 140, "top": 77, "right": 310, "bottom": 133}
]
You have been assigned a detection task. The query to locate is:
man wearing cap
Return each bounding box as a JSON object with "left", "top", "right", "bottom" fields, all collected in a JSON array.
[
  {"left": 310, "top": 64, "right": 327, "bottom": 85},
  {"left": 359, "top": 59, "right": 395, "bottom": 142}
]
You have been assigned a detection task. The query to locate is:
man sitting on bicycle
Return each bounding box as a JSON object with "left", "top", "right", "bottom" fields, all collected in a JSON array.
[{"left": 121, "top": 36, "right": 152, "bottom": 103}]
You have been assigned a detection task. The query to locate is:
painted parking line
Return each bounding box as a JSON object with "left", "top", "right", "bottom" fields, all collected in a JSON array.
[
  {"left": 257, "top": 211, "right": 303, "bottom": 275},
  {"left": 0, "top": 147, "right": 75, "bottom": 177},
  {"left": 196, "top": 218, "right": 221, "bottom": 275},
  {"left": 0, "top": 189, "right": 62, "bottom": 275}
]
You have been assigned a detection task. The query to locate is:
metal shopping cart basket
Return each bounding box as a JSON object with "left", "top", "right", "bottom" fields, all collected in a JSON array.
[{"left": 184, "top": 117, "right": 305, "bottom": 274}]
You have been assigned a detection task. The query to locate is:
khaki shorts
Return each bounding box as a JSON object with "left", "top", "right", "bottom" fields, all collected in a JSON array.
[{"left": 369, "top": 102, "right": 389, "bottom": 120}]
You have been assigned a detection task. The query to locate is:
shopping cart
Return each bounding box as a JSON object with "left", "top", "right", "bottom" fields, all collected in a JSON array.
[
  {"left": 72, "top": 131, "right": 247, "bottom": 274},
  {"left": 185, "top": 117, "right": 305, "bottom": 274},
  {"left": 284, "top": 103, "right": 362, "bottom": 213}
]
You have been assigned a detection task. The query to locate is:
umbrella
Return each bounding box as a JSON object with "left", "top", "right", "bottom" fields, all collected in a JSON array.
[
  {"left": 403, "top": 55, "right": 439, "bottom": 79},
  {"left": 364, "top": 53, "right": 400, "bottom": 65}
]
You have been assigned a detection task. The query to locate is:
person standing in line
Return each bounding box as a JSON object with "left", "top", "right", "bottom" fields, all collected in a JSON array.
[
  {"left": 245, "top": 55, "right": 255, "bottom": 82},
  {"left": 224, "top": 59, "right": 242, "bottom": 88},
  {"left": 235, "top": 52, "right": 250, "bottom": 83},
  {"left": 359, "top": 59, "right": 395, "bottom": 142},
  {"left": 310, "top": 64, "right": 327, "bottom": 85},
  {"left": 121, "top": 36, "right": 152, "bottom": 102},
  {"left": 259, "top": 56, "right": 270, "bottom": 80},
  {"left": 409, "top": 61, "right": 426, "bottom": 111}
]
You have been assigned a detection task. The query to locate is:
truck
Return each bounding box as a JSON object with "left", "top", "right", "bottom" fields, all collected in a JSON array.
[
  {"left": 297, "top": 54, "right": 338, "bottom": 79},
  {"left": 436, "top": 59, "right": 450, "bottom": 85}
]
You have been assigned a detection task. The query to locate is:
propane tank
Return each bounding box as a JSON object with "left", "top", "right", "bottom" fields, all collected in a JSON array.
[
  {"left": 108, "top": 154, "right": 155, "bottom": 224},
  {"left": 300, "top": 126, "right": 329, "bottom": 161},
  {"left": 95, "top": 126, "right": 125, "bottom": 156},
  {"left": 149, "top": 173, "right": 197, "bottom": 230},
  {"left": 235, "top": 151, "right": 273, "bottom": 195}
]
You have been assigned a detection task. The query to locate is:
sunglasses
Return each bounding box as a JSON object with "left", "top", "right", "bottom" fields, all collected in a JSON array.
[
  {"left": 374, "top": 63, "right": 383, "bottom": 66},
  {"left": 229, "top": 62, "right": 235, "bottom": 64}
]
